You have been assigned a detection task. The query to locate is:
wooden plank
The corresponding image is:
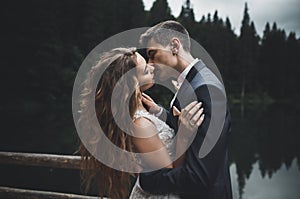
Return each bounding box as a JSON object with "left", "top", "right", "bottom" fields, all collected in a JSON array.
[
  {"left": 0, "top": 152, "right": 82, "bottom": 169},
  {"left": 0, "top": 186, "right": 104, "bottom": 199}
]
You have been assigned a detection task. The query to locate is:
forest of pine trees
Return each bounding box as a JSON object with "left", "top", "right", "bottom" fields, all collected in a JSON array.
[{"left": 2, "top": 0, "right": 299, "bottom": 114}]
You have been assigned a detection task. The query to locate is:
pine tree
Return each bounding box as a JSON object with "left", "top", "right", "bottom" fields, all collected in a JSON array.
[
  {"left": 225, "top": 17, "right": 232, "bottom": 30},
  {"left": 260, "top": 22, "right": 287, "bottom": 98},
  {"left": 238, "top": 3, "right": 260, "bottom": 103},
  {"left": 286, "top": 32, "right": 300, "bottom": 99},
  {"left": 178, "top": 0, "right": 196, "bottom": 33},
  {"left": 148, "top": 0, "right": 174, "bottom": 25}
]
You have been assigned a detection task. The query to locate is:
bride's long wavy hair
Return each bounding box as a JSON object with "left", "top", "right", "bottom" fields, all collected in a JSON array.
[{"left": 78, "top": 47, "right": 140, "bottom": 199}]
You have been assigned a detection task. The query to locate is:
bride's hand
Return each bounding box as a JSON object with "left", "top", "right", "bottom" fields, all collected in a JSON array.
[
  {"left": 141, "top": 92, "right": 162, "bottom": 114},
  {"left": 174, "top": 101, "right": 205, "bottom": 165},
  {"left": 177, "top": 101, "right": 205, "bottom": 132}
]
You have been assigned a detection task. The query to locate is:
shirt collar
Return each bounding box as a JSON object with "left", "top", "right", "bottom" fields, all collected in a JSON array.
[{"left": 177, "top": 58, "right": 199, "bottom": 86}]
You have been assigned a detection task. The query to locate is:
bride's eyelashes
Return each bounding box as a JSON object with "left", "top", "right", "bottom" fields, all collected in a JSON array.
[{"left": 144, "top": 64, "right": 150, "bottom": 74}]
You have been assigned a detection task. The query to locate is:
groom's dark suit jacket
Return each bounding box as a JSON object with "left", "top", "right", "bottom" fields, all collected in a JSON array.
[{"left": 139, "top": 60, "right": 232, "bottom": 199}]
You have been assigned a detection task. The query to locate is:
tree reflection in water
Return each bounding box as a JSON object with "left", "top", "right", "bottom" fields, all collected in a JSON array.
[{"left": 229, "top": 102, "right": 300, "bottom": 198}]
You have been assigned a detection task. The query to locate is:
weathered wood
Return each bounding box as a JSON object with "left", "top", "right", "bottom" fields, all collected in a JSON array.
[
  {"left": 0, "top": 152, "right": 83, "bottom": 169},
  {"left": 0, "top": 186, "right": 104, "bottom": 199}
]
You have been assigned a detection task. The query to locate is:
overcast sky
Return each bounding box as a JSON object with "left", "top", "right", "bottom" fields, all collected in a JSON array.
[{"left": 143, "top": 0, "right": 300, "bottom": 38}]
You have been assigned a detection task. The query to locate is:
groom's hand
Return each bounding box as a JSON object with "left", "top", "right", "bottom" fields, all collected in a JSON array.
[{"left": 141, "top": 92, "right": 162, "bottom": 114}]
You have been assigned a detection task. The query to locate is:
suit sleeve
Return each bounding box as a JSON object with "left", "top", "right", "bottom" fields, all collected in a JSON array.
[{"left": 139, "top": 84, "right": 230, "bottom": 194}]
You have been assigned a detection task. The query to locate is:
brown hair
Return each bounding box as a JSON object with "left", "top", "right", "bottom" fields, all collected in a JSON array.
[
  {"left": 140, "top": 20, "right": 191, "bottom": 51},
  {"left": 78, "top": 47, "right": 140, "bottom": 199}
]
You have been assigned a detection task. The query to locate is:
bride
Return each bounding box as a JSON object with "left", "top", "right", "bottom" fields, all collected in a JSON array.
[{"left": 78, "top": 47, "right": 204, "bottom": 199}]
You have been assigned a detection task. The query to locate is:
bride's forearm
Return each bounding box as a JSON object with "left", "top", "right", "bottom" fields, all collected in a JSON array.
[{"left": 173, "top": 133, "right": 189, "bottom": 167}]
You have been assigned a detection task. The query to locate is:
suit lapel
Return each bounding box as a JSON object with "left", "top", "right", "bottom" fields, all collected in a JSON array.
[
  {"left": 169, "top": 60, "right": 206, "bottom": 132},
  {"left": 175, "top": 60, "right": 206, "bottom": 110}
]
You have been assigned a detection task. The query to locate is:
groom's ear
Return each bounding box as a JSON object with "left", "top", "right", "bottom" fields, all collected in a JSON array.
[
  {"left": 171, "top": 43, "right": 177, "bottom": 52},
  {"left": 171, "top": 43, "right": 179, "bottom": 56},
  {"left": 170, "top": 38, "right": 180, "bottom": 55},
  {"left": 170, "top": 38, "right": 180, "bottom": 49},
  {"left": 171, "top": 42, "right": 178, "bottom": 49}
]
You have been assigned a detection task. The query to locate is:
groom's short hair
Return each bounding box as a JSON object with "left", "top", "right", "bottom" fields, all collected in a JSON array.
[{"left": 140, "top": 20, "right": 191, "bottom": 52}]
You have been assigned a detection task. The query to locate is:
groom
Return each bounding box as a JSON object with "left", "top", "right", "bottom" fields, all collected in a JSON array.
[{"left": 139, "top": 20, "right": 232, "bottom": 199}]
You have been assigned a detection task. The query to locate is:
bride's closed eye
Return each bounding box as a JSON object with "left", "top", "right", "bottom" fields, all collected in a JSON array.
[{"left": 144, "top": 64, "right": 149, "bottom": 74}]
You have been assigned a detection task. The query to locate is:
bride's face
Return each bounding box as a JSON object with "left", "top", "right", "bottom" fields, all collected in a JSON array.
[{"left": 135, "top": 52, "right": 155, "bottom": 91}]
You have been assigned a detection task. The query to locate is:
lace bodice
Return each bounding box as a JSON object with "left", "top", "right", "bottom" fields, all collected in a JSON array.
[
  {"left": 129, "top": 110, "right": 180, "bottom": 199},
  {"left": 133, "top": 109, "right": 176, "bottom": 158}
]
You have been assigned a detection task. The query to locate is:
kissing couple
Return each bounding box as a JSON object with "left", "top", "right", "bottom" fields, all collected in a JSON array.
[{"left": 78, "top": 20, "right": 232, "bottom": 199}]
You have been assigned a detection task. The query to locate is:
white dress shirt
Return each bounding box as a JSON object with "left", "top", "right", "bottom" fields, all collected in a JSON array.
[
  {"left": 155, "top": 58, "right": 199, "bottom": 117},
  {"left": 169, "top": 58, "right": 199, "bottom": 108}
]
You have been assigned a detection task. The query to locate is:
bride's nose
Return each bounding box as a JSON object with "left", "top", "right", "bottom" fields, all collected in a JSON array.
[{"left": 148, "top": 64, "right": 155, "bottom": 73}]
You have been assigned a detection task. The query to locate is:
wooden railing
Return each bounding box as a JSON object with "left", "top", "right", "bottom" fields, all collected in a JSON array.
[
  {"left": 0, "top": 151, "right": 106, "bottom": 199},
  {"left": 0, "top": 186, "right": 99, "bottom": 199}
]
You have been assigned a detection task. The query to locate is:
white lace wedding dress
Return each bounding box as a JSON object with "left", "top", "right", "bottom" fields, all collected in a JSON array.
[{"left": 129, "top": 109, "right": 180, "bottom": 199}]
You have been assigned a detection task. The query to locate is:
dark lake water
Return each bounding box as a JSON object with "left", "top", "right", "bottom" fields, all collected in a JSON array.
[
  {"left": 228, "top": 102, "right": 300, "bottom": 199},
  {"left": 1, "top": 101, "right": 299, "bottom": 198}
]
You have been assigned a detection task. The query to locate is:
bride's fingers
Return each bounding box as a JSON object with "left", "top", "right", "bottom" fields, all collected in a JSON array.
[
  {"left": 141, "top": 94, "right": 154, "bottom": 104},
  {"left": 142, "top": 97, "right": 155, "bottom": 108},
  {"left": 141, "top": 95, "right": 150, "bottom": 102},
  {"left": 181, "top": 101, "right": 198, "bottom": 118},
  {"left": 141, "top": 92, "right": 149, "bottom": 98},
  {"left": 141, "top": 96, "right": 147, "bottom": 102},
  {"left": 142, "top": 92, "right": 153, "bottom": 102},
  {"left": 187, "top": 102, "right": 202, "bottom": 120},
  {"left": 183, "top": 102, "right": 202, "bottom": 120},
  {"left": 195, "top": 114, "right": 205, "bottom": 127},
  {"left": 190, "top": 108, "right": 204, "bottom": 126}
]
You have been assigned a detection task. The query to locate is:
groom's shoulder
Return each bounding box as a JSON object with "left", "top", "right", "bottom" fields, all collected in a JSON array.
[{"left": 192, "top": 65, "right": 224, "bottom": 93}]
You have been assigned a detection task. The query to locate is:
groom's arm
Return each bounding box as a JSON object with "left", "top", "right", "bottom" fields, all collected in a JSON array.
[{"left": 139, "top": 85, "right": 230, "bottom": 194}]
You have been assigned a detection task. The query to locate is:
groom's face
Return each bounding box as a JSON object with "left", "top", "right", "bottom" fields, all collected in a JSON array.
[{"left": 146, "top": 38, "right": 177, "bottom": 81}]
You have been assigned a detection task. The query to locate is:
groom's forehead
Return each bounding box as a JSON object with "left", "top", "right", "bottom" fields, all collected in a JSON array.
[
  {"left": 145, "top": 43, "right": 161, "bottom": 56},
  {"left": 146, "top": 38, "right": 161, "bottom": 48}
]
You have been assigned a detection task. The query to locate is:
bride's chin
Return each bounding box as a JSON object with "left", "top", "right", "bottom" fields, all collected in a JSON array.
[{"left": 140, "top": 83, "right": 154, "bottom": 91}]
